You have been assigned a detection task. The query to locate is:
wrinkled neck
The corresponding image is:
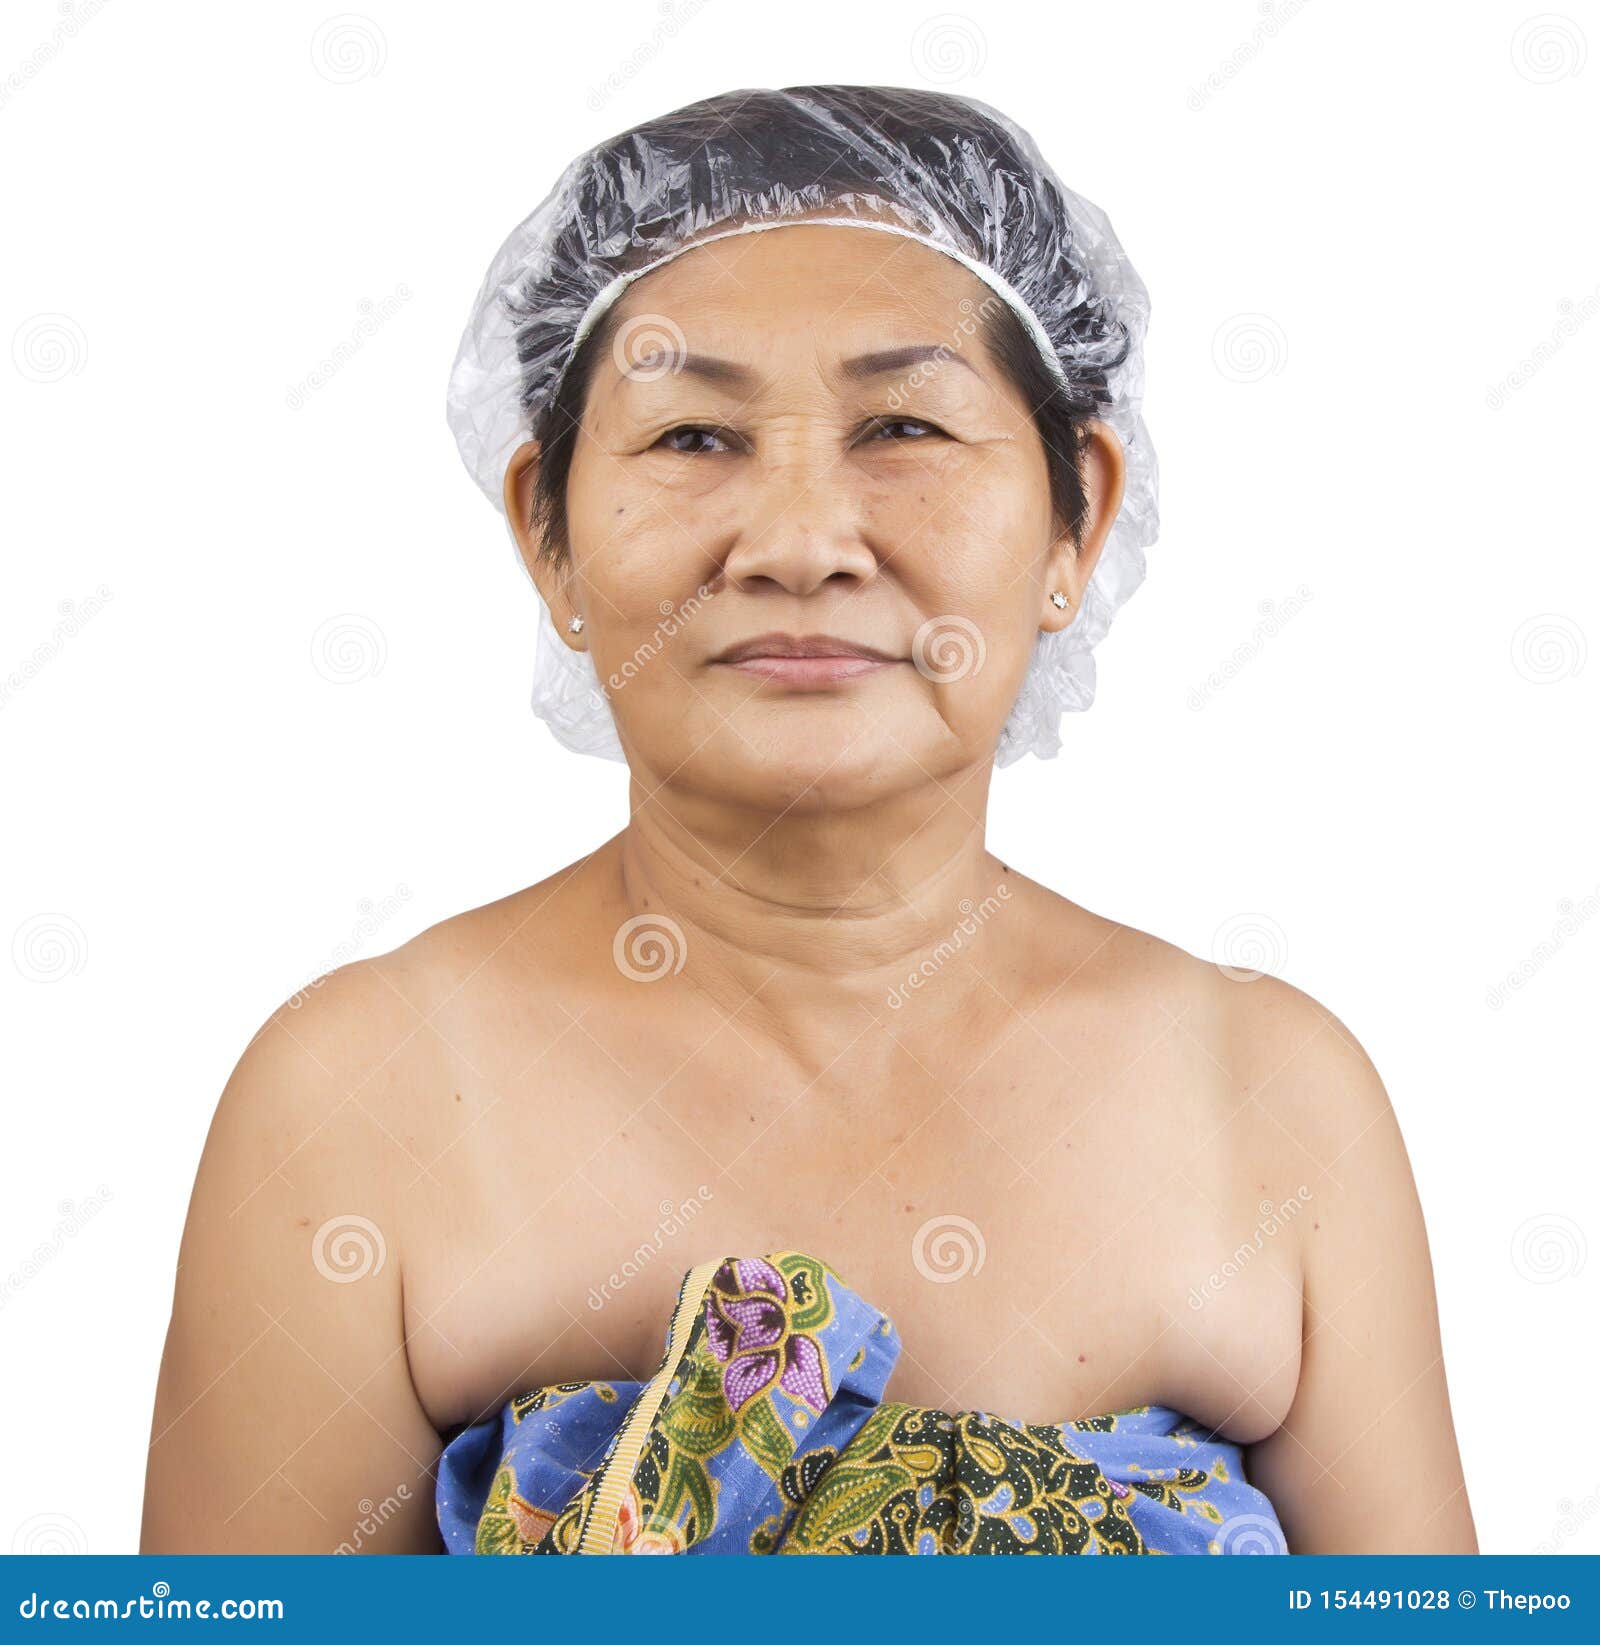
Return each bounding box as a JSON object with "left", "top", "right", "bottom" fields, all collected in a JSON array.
[{"left": 615, "top": 770, "right": 1019, "bottom": 1057}]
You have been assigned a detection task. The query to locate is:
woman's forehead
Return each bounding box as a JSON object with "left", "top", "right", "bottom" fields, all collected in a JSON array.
[
  {"left": 589, "top": 230, "right": 1002, "bottom": 405},
  {"left": 608, "top": 221, "right": 989, "bottom": 326}
]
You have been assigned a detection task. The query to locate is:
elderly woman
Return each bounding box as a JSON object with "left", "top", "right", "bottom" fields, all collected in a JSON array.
[{"left": 142, "top": 85, "right": 1475, "bottom": 1556}]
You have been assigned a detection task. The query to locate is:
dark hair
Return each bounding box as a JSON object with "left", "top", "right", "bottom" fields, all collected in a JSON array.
[
  {"left": 504, "top": 84, "right": 1135, "bottom": 567},
  {"left": 521, "top": 293, "right": 1103, "bottom": 571}
]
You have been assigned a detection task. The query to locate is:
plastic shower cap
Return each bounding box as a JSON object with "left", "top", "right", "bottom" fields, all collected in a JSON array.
[{"left": 445, "top": 84, "right": 1158, "bottom": 766}]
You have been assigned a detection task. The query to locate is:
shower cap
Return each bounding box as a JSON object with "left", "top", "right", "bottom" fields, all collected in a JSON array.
[{"left": 445, "top": 84, "right": 1158, "bottom": 766}]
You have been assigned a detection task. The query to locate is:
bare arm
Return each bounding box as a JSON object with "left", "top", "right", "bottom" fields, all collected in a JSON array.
[
  {"left": 1239, "top": 983, "right": 1477, "bottom": 1554},
  {"left": 141, "top": 967, "right": 443, "bottom": 1553}
]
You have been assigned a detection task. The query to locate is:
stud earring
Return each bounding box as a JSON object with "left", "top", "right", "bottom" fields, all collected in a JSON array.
[
  {"left": 1049, "top": 590, "right": 1070, "bottom": 610},
  {"left": 567, "top": 615, "right": 585, "bottom": 634}
]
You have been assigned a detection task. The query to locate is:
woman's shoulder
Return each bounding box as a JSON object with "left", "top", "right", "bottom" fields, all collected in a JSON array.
[
  {"left": 204, "top": 875, "right": 575, "bottom": 1175},
  {"left": 1134, "top": 926, "right": 1418, "bottom": 1294},
  {"left": 1024, "top": 888, "right": 1403, "bottom": 1224}
]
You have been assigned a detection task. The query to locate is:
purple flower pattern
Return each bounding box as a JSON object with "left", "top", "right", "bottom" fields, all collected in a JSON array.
[{"left": 704, "top": 1256, "right": 828, "bottom": 1413}]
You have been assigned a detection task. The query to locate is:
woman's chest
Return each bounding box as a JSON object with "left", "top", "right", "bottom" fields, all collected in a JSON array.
[{"left": 396, "top": 1053, "right": 1305, "bottom": 1445}]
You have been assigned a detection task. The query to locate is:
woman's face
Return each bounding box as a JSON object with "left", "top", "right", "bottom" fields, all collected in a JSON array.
[{"left": 509, "top": 223, "right": 1125, "bottom": 811}]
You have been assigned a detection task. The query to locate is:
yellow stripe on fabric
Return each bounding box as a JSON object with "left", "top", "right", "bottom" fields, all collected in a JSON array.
[{"left": 576, "top": 1257, "right": 724, "bottom": 1554}]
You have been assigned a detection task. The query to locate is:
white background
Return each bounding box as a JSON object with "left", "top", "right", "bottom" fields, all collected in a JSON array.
[{"left": 2, "top": 0, "right": 1596, "bottom": 1557}]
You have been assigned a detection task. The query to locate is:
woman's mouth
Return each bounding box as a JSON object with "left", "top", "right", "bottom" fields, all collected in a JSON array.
[{"left": 712, "top": 633, "right": 902, "bottom": 688}]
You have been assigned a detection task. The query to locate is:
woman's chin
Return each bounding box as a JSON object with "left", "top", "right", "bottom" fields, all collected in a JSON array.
[{"left": 637, "top": 713, "right": 981, "bottom": 811}]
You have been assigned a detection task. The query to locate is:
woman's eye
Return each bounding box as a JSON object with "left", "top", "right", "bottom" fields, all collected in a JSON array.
[
  {"left": 863, "top": 417, "right": 940, "bottom": 443},
  {"left": 659, "top": 425, "right": 734, "bottom": 455}
]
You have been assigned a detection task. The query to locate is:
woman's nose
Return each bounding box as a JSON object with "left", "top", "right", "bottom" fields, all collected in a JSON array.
[{"left": 719, "top": 449, "right": 879, "bottom": 597}]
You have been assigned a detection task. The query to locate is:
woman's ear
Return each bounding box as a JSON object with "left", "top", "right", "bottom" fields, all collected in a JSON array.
[
  {"left": 503, "top": 439, "right": 544, "bottom": 576},
  {"left": 503, "top": 440, "right": 584, "bottom": 646},
  {"left": 1041, "top": 418, "right": 1127, "bottom": 632}
]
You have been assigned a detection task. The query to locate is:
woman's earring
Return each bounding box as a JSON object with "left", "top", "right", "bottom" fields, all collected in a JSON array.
[
  {"left": 1049, "top": 590, "right": 1070, "bottom": 610},
  {"left": 567, "top": 615, "right": 585, "bottom": 634}
]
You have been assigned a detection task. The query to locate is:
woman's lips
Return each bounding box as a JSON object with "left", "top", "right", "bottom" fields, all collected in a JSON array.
[
  {"left": 720, "top": 654, "right": 897, "bottom": 687},
  {"left": 712, "top": 632, "right": 902, "bottom": 689}
]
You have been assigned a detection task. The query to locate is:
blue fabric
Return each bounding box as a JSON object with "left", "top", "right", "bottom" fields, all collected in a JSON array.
[{"left": 435, "top": 1251, "right": 1288, "bottom": 1554}]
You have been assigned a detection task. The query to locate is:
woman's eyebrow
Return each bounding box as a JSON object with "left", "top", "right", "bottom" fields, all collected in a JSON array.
[
  {"left": 622, "top": 344, "right": 978, "bottom": 389},
  {"left": 838, "top": 344, "right": 978, "bottom": 382}
]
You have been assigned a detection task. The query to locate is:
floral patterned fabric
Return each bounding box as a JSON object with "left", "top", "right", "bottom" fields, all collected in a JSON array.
[{"left": 435, "top": 1250, "right": 1288, "bottom": 1555}]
